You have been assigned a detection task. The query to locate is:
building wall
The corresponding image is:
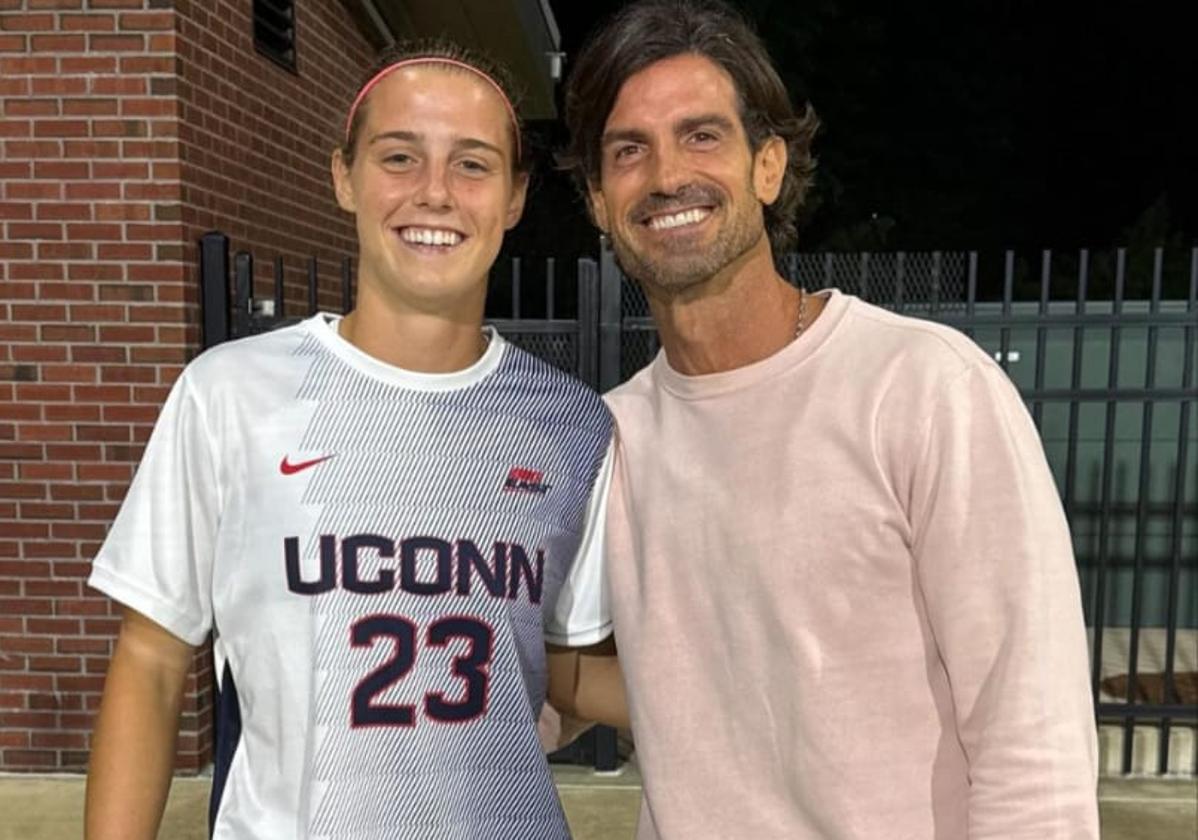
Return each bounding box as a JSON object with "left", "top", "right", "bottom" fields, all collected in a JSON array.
[{"left": 0, "top": 0, "right": 371, "bottom": 773}]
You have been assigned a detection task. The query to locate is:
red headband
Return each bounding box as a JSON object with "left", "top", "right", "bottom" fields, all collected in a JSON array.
[{"left": 344, "top": 57, "right": 522, "bottom": 160}]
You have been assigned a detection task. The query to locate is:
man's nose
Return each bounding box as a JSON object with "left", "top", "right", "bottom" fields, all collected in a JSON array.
[{"left": 648, "top": 143, "right": 691, "bottom": 196}]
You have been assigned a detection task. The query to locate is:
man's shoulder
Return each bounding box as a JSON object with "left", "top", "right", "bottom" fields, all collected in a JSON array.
[{"left": 840, "top": 297, "right": 999, "bottom": 381}]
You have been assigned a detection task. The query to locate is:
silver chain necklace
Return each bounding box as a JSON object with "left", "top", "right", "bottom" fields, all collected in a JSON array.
[{"left": 794, "top": 288, "right": 807, "bottom": 339}]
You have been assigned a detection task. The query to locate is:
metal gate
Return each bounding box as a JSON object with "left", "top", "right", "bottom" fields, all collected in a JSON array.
[{"left": 200, "top": 232, "right": 1197, "bottom": 776}]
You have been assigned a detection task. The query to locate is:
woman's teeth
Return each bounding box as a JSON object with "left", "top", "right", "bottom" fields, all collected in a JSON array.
[{"left": 400, "top": 227, "right": 462, "bottom": 246}]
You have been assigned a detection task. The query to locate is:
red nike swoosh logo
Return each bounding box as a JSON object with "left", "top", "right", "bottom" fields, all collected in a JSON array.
[{"left": 279, "top": 454, "right": 335, "bottom": 475}]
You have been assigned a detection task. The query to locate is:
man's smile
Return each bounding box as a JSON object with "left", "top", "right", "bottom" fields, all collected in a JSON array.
[{"left": 643, "top": 206, "right": 713, "bottom": 232}]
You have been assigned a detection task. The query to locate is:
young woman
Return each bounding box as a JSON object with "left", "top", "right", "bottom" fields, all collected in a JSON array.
[{"left": 85, "top": 41, "right": 623, "bottom": 840}]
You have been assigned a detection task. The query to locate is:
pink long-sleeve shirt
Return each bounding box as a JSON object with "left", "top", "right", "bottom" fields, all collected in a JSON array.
[{"left": 603, "top": 289, "right": 1099, "bottom": 839}]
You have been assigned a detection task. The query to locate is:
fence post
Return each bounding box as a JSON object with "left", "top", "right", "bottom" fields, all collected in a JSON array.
[
  {"left": 598, "top": 238, "right": 623, "bottom": 392},
  {"left": 577, "top": 257, "right": 599, "bottom": 388},
  {"left": 200, "top": 231, "right": 230, "bottom": 350}
]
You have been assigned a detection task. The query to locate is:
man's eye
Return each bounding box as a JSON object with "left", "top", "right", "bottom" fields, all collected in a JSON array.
[
  {"left": 614, "top": 144, "right": 640, "bottom": 160},
  {"left": 384, "top": 152, "right": 414, "bottom": 165},
  {"left": 690, "top": 131, "right": 718, "bottom": 144},
  {"left": 459, "top": 159, "right": 491, "bottom": 174}
]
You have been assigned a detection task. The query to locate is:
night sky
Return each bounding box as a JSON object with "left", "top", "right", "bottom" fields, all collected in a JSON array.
[{"left": 503, "top": 0, "right": 1192, "bottom": 264}]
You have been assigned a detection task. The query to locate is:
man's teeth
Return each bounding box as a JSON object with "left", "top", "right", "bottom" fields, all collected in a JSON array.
[
  {"left": 401, "top": 227, "right": 462, "bottom": 246},
  {"left": 648, "top": 208, "right": 710, "bottom": 231}
]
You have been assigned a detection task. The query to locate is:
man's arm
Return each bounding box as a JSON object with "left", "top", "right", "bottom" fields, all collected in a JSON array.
[
  {"left": 908, "top": 363, "right": 1099, "bottom": 838},
  {"left": 85, "top": 608, "right": 195, "bottom": 840},
  {"left": 546, "top": 637, "right": 630, "bottom": 730}
]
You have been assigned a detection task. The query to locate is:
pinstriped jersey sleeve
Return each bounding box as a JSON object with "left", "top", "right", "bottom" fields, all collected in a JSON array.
[
  {"left": 88, "top": 370, "right": 220, "bottom": 647},
  {"left": 543, "top": 438, "right": 614, "bottom": 647}
]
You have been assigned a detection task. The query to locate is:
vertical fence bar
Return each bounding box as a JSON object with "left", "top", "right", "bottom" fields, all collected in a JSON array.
[
  {"left": 1091, "top": 249, "right": 1125, "bottom": 726},
  {"left": 930, "top": 251, "right": 942, "bottom": 315},
  {"left": 859, "top": 252, "right": 870, "bottom": 302},
  {"left": 895, "top": 251, "right": 906, "bottom": 312},
  {"left": 999, "top": 250, "right": 1014, "bottom": 372},
  {"left": 341, "top": 257, "right": 353, "bottom": 314},
  {"left": 234, "top": 251, "right": 253, "bottom": 339},
  {"left": 307, "top": 257, "right": 319, "bottom": 316},
  {"left": 1063, "top": 250, "right": 1088, "bottom": 523},
  {"left": 598, "top": 240, "right": 623, "bottom": 392},
  {"left": 273, "top": 256, "right": 285, "bottom": 323},
  {"left": 576, "top": 258, "right": 599, "bottom": 387},
  {"left": 962, "top": 252, "right": 977, "bottom": 340},
  {"left": 1032, "top": 250, "right": 1051, "bottom": 429},
  {"left": 511, "top": 257, "right": 522, "bottom": 319},
  {"left": 1123, "top": 248, "right": 1162, "bottom": 771},
  {"left": 786, "top": 253, "right": 799, "bottom": 287},
  {"left": 1160, "top": 247, "right": 1197, "bottom": 773},
  {"left": 822, "top": 252, "right": 834, "bottom": 290},
  {"left": 545, "top": 257, "right": 556, "bottom": 320},
  {"left": 200, "top": 231, "right": 230, "bottom": 350}
]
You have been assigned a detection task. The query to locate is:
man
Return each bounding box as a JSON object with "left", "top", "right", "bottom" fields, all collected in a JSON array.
[
  {"left": 559, "top": 1, "right": 1100, "bottom": 837},
  {"left": 85, "top": 41, "right": 620, "bottom": 840}
]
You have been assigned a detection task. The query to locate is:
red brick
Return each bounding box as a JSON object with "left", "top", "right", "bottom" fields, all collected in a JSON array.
[
  {"left": 2, "top": 750, "right": 57, "bottom": 768},
  {"left": 25, "top": 618, "right": 80, "bottom": 636},
  {"left": 33, "top": 161, "right": 88, "bottom": 180},
  {"left": 4, "top": 98, "right": 58, "bottom": 117},
  {"left": 58, "top": 56, "right": 116, "bottom": 74},
  {"left": 4, "top": 182, "right": 58, "bottom": 202},
  {"left": 16, "top": 423, "right": 72, "bottom": 442},
  {"left": 39, "top": 324, "right": 95, "bottom": 342},
  {"left": 31, "top": 731, "right": 86, "bottom": 749},
  {"left": 62, "top": 99, "right": 120, "bottom": 117},
  {"left": 92, "top": 161, "right": 148, "bottom": 179},
  {"left": 70, "top": 345, "right": 126, "bottom": 364},
  {"left": 88, "top": 33, "right": 144, "bottom": 51},
  {"left": 61, "top": 14, "right": 116, "bottom": 31},
  {"left": 5, "top": 222, "right": 62, "bottom": 240},
  {"left": 8, "top": 262, "right": 63, "bottom": 280},
  {"left": 64, "top": 181, "right": 121, "bottom": 200},
  {"left": 28, "top": 34, "right": 87, "bottom": 53},
  {"left": 35, "top": 202, "right": 92, "bottom": 221},
  {"left": 18, "top": 460, "right": 73, "bottom": 479},
  {"left": 33, "top": 120, "right": 90, "bottom": 139},
  {"left": 0, "top": 14, "right": 54, "bottom": 31}
]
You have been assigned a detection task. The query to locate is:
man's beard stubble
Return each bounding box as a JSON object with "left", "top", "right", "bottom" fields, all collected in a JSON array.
[{"left": 608, "top": 182, "right": 767, "bottom": 299}]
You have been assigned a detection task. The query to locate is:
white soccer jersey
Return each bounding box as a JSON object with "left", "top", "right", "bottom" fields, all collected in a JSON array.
[{"left": 89, "top": 314, "right": 614, "bottom": 840}]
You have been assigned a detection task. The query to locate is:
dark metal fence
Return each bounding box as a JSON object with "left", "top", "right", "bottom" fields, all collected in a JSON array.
[{"left": 200, "top": 231, "right": 1197, "bottom": 776}]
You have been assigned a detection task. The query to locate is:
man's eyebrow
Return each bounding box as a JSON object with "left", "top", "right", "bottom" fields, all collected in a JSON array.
[
  {"left": 600, "top": 114, "right": 738, "bottom": 148},
  {"left": 675, "top": 114, "right": 737, "bottom": 136},
  {"left": 601, "top": 127, "right": 651, "bottom": 148}
]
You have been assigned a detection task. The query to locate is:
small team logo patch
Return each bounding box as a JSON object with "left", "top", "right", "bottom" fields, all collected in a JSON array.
[
  {"left": 503, "top": 466, "right": 551, "bottom": 495},
  {"left": 280, "top": 454, "right": 335, "bottom": 475}
]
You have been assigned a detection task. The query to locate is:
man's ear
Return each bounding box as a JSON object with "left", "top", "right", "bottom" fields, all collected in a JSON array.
[
  {"left": 505, "top": 172, "right": 530, "bottom": 229},
  {"left": 331, "top": 148, "right": 356, "bottom": 213},
  {"left": 752, "top": 134, "right": 787, "bottom": 206},
  {"left": 586, "top": 182, "right": 610, "bottom": 234}
]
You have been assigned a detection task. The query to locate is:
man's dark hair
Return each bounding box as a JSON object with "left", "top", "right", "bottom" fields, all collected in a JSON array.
[{"left": 560, "top": 0, "right": 819, "bottom": 254}]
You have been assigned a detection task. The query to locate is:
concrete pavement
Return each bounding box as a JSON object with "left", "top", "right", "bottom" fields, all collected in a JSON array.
[{"left": 1, "top": 766, "right": 1193, "bottom": 839}]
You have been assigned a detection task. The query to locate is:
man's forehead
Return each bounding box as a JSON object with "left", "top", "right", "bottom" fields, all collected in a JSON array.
[{"left": 605, "top": 53, "right": 739, "bottom": 127}]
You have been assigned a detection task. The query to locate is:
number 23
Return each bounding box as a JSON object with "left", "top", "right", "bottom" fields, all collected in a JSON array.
[{"left": 350, "top": 614, "right": 494, "bottom": 727}]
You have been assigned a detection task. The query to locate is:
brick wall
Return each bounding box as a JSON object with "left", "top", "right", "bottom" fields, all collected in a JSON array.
[
  {"left": 0, "top": 0, "right": 371, "bottom": 774},
  {"left": 174, "top": 0, "right": 368, "bottom": 311}
]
